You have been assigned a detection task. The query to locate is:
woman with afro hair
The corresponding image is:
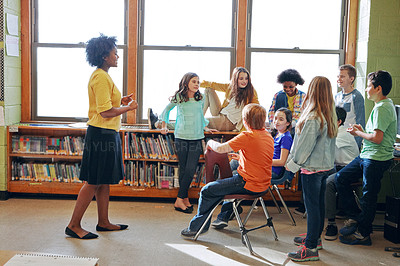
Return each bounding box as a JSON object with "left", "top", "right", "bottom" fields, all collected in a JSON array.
[
  {"left": 65, "top": 34, "right": 138, "bottom": 239},
  {"left": 268, "top": 69, "right": 306, "bottom": 128}
]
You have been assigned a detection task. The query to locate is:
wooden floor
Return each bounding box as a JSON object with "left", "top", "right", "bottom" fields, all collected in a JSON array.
[{"left": 0, "top": 197, "right": 399, "bottom": 265}]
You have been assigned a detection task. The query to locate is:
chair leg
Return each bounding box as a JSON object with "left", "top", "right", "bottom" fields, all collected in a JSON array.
[
  {"left": 232, "top": 199, "right": 255, "bottom": 255},
  {"left": 194, "top": 199, "right": 224, "bottom": 240},
  {"left": 272, "top": 184, "right": 296, "bottom": 226},
  {"left": 268, "top": 187, "right": 282, "bottom": 213},
  {"left": 243, "top": 198, "right": 257, "bottom": 225},
  {"left": 259, "top": 197, "right": 278, "bottom": 241}
]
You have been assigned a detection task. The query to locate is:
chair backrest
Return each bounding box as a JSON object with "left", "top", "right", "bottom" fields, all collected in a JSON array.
[{"left": 204, "top": 149, "right": 233, "bottom": 184}]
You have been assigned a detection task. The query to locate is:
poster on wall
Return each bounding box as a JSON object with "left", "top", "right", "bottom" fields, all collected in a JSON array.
[
  {"left": 5, "top": 35, "right": 19, "bottom": 57},
  {"left": 6, "top": 13, "right": 19, "bottom": 36}
]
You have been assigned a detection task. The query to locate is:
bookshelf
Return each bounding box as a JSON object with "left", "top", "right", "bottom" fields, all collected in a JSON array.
[{"left": 6, "top": 124, "right": 301, "bottom": 201}]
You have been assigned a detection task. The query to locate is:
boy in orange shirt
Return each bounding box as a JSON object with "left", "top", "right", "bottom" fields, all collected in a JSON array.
[{"left": 181, "top": 103, "right": 274, "bottom": 237}]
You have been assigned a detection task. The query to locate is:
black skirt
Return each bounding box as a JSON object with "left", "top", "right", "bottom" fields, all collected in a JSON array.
[{"left": 80, "top": 125, "right": 124, "bottom": 185}]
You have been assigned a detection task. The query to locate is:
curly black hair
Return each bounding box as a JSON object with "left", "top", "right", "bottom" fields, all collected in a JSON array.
[
  {"left": 277, "top": 69, "right": 305, "bottom": 85},
  {"left": 86, "top": 34, "right": 117, "bottom": 68}
]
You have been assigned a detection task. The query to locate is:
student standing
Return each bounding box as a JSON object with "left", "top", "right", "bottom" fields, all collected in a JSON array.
[
  {"left": 286, "top": 76, "right": 338, "bottom": 262},
  {"left": 180, "top": 104, "right": 274, "bottom": 237},
  {"left": 149, "top": 67, "right": 259, "bottom": 132},
  {"left": 66, "top": 34, "right": 138, "bottom": 239},
  {"left": 335, "top": 64, "right": 365, "bottom": 149},
  {"left": 159, "top": 72, "right": 216, "bottom": 213},
  {"left": 336, "top": 70, "right": 396, "bottom": 246}
]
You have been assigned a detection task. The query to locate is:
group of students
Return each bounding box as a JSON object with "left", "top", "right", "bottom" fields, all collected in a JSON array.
[
  {"left": 65, "top": 34, "right": 397, "bottom": 263},
  {"left": 160, "top": 65, "right": 395, "bottom": 262}
]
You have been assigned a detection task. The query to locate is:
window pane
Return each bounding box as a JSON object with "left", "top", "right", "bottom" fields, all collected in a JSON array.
[
  {"left": 142, "top": 50, "right": 231, "bottom": 120},
  {"left": 36, "top": 47, "right": 124, "bottom": 118},
  {"left": 37, "top": 0, "right": 125, "bottom": 44},
  {"left": 251, "top": 0, "right": 343, "bottom": 49},
  {"left": 250, "top": 52, "right": 340, "bottom": 112},
  {"left": 144, "top": 0, "right": 232, "bottom": 47}
]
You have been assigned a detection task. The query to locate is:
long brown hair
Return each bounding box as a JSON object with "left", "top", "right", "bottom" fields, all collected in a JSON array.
[
  {"left": 228, "top": 67, "right": 255, "bottom": 108},
  {"left": 296, "top": 76, "right": 337, "bottom": 138},
  {"left": 170, "top": 72, "right": 203, "bottom": 103}
]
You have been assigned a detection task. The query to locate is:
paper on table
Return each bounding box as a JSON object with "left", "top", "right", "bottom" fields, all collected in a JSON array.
[{"left": 5, "top": 253, "right": 99, "bottom": 266}]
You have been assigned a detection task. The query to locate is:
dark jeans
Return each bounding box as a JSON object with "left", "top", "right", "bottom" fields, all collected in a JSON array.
[
  {"left": 302, "top": 171, "right": 330, "bottom": 249},
  {"left": 188, "top": 174, "right": 262, "bottom": 232},
  {"left": 175, "top": 138, "right": 203, "bottom": 199},
  {"left": 335, "top": 156, "right": 392, "bottom": 237}
]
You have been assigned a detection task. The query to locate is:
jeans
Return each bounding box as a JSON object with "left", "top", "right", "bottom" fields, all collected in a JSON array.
[
  {"left": 175, "top": 138, "right": 203, "bottom": 199},
  {"left": 335, "top": 156, "right": 392, "bottom": 236},
  {"left": 230, "top": 159, "right": 239, "bottom": 175},
  {"left": 271, "top": 170, "right": 295, "bottom": 185},
  {"left": 188, "top": 174, "right": 262, "bottom": 232},
  {"left": 302, "top": 171, "right": 330, "bottom": 249}
]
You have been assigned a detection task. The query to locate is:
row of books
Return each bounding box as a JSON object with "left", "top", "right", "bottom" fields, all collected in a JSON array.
[
  {"left": 123, "top": 161, "right": 206, "bottom": 189},
  {"left": 11, "top": 135, "right": 85, "bottom": 156},
  {"left": 11, "top": 161, "right": 81, "bottom": 183},
  {"left": 124, "top": 133, "right": 177, "bottom": 160}
]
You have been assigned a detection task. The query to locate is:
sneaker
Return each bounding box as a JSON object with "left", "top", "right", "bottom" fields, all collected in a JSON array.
[
  {"left": 288, "top": 246, "right": 319, "bottom": 262},
  {"left": 339, "top": 231, "right": 372, "bottom": 246},
  {"left": 324, "top": 224, "right": 338, "bottom": 240},
  {"left": 147, "top": 108, "right": 158, "bottom": 129},
  {"left": 211, "top": 218, "right": 228, "bottom": 229},
  {"left": 294, "top": 205, "right": 306, "bottom": 216},
  {"left": 294, "top": 233, "right": 323, "bottom": 250},
  {"left": 339, "top": 218, "right": 358, "bottom": 236},
  {"left": 180, "top": 228, "right": 207, "bottom": 239}
]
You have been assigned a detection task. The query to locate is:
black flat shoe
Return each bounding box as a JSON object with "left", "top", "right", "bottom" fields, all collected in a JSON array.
[
  {"left": 96, "top": 224, "right": 129, "bottom": 231},
  {"left": 174, "top": 206, "right": 193, "bottom": 213},
  {"left": 65, "top": 227, "right": 98, "bottom": 239}
]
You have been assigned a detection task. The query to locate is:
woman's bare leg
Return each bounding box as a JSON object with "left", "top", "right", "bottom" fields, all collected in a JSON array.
[
  {"left": 96, "top": 184, "right": 122, "bottom": 230},
  {"left": 67, "top": 183, "right": 98, "bottom": 237}
]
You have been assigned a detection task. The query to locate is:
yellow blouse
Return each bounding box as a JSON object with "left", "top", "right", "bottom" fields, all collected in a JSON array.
[{"left": 87, "top": 68, "right": 122, "bottom": 131}]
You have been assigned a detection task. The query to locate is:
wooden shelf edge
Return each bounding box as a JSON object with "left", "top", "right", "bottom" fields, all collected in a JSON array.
[
  {"left": 9, "top": 153, "right": 82, "bottom": 159},
  {"left": 7, "top": 181, "right": 300, "bottom": 200}
]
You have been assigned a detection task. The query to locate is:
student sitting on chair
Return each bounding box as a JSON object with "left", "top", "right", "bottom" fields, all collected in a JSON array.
[
  {"left": 270, "top": 107, "right": 295, "bottom": 185},
  {"left": 324, "top": 106, "right": 359, "bottom": 241},
  {"left": 180, "top": 103, "right": 274, "bottom": 237}
]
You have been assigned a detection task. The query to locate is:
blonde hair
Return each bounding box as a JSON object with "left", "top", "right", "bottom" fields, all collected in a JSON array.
[
  {"left": 242, "top": 103, "right": 266, "bottom": 130},
  {"left": 296, "top": 76, "right": 338, "bottom": 138}
]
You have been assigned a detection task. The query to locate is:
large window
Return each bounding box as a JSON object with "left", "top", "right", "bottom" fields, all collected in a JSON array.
[
  {"left": 32, "top": 0, "right": 126, "bottom": 121},
  {"left": 138, "top": 0, "right": 236, "bottom": 121},
  {"left": 248, "top": 0, "right": 347, "bottom": 111},
  {"left": 28, "top": 0, "right": 349, "bottom": 123}
]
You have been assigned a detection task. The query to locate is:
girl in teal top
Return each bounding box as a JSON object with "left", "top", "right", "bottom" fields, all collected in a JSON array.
[{"left": 160, "top": 72, "right": 217, "bottom": 213}]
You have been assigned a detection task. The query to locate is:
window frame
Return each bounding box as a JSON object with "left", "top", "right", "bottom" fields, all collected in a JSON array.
[
  {"left": 30, "top": 0, "right": 129, "bottom": 122},
  {"left": 136, "top": 0, "right": 237, "bottom": 123},
  {"left": 20, "top": 0, "right": 358, "bottom": 123},
  {"left": 246, "top": 0, "right": 348, "bottom": 73}
]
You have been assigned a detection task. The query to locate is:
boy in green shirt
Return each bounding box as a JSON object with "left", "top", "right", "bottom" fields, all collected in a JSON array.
[{"left": 335, "top": 70, "right": 396, "bottom": 245}]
